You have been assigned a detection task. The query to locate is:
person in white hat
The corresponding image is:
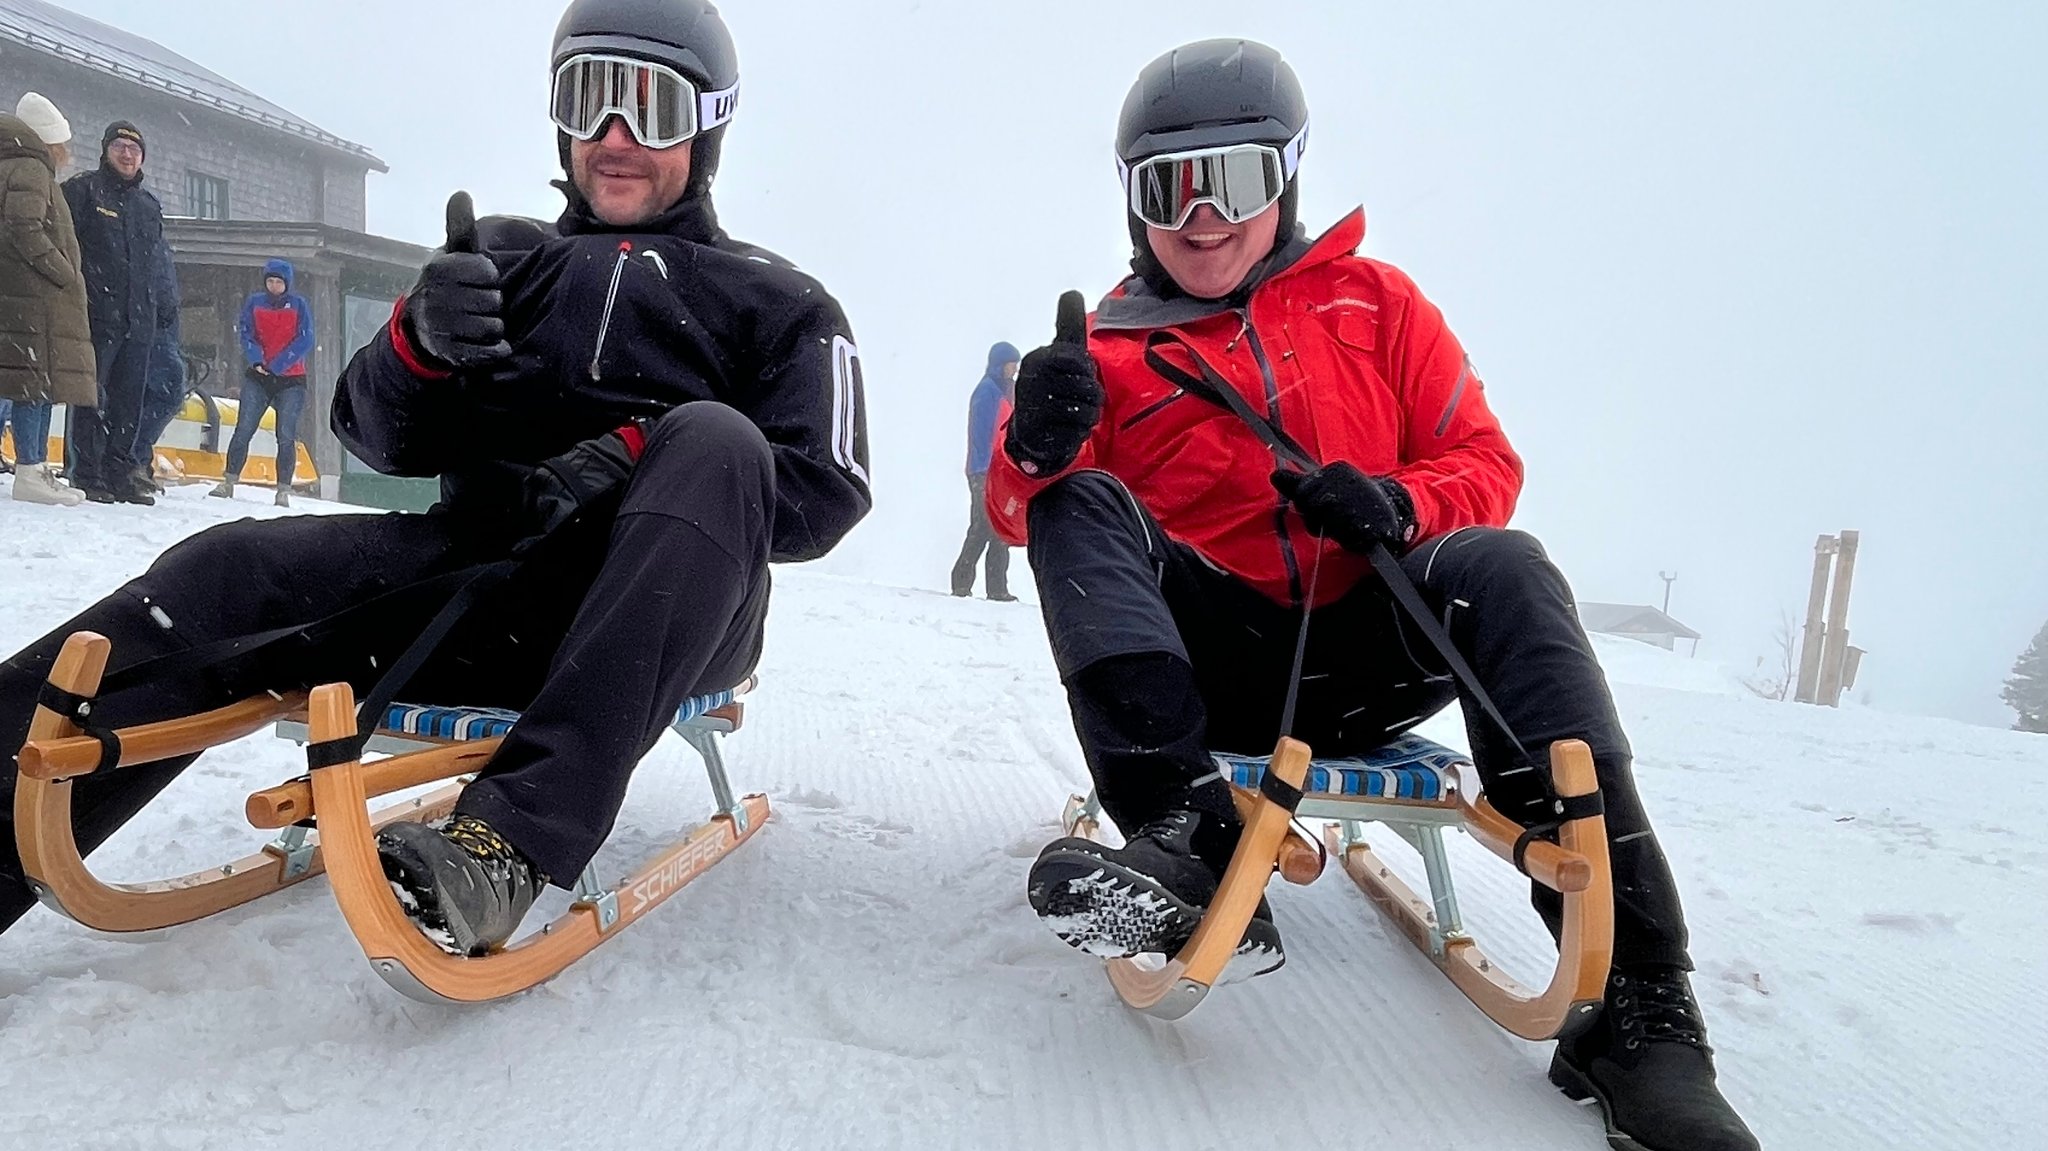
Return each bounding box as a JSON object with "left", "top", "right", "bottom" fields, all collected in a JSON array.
[{"left": 2, "top": 92, "right": 94, "bottom": 506}]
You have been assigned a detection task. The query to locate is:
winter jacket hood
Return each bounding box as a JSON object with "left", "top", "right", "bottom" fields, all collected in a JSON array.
[
  {"left": 0, "top": 113, "right": 97, "bottom": 405},
  {"left": 986, "top": 208, "right": 1523, "bottom": 608},
  {"left": 263, "top": 258, "right": 294, "bottom": 290},
  {"left": 965, "top": 342, "right": 1019, "bottom": 476}
]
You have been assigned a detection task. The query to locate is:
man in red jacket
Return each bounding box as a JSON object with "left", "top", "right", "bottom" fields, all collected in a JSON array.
[{"left": 991, "top": 40, "right": 1757, "bottom": 1151}]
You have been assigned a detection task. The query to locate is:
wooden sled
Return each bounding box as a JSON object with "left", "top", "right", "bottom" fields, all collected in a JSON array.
[
  {"left": 15, "top": 631, "right": 767, "bottom": 1005},
  {"left": 1060, "top": 735, "right": 1613, "bottom": 1037}
]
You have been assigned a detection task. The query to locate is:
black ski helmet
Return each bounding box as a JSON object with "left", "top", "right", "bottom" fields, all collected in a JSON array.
[
  {"left": 1117, "top": 40, "right": 1308, "bottom": 283},
  {"left": 551, "top": 0, "right": 738, "bottom": 198}
]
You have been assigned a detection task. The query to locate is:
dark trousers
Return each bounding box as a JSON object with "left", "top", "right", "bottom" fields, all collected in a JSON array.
[
  {"left": 70, "top": 335, "right": 151, "bottom": 490},
  {"left": 224, "top": 372, "right": 307, "bottom": 486},
  {"left": 0, "top": 402, "right": 773, "bottom": 931},
  {"left": 1026, "top": 471, "right": 1691, "bottom": 970},
  {"left": 949, "top": 474, "right": 1010, "bottom": 597}
]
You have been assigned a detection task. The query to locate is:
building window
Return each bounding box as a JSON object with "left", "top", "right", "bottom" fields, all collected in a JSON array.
[{"left": 187, "top": 172, "right": 229, "bottom": 221}]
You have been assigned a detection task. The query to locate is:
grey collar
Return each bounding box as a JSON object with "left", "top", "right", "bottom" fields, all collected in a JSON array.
[{"left": 1095, "top": 226, "right": 1318, "bottom": 332}]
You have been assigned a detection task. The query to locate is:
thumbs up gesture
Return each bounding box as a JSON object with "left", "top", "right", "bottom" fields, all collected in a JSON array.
[
  {"left": 1003, "top": 290, "right": 1103, "bottom": 475},
  {"left": 401, "top": 191, "right": 513, "bottom": 372}
]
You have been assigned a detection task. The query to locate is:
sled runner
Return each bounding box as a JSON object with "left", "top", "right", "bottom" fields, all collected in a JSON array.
[
  {"left": 14, "top": 630, "right": 766, "bottom": 1004},
  {"left": 1060, "top": 733, "right": 1613, "bottom": 1037}
]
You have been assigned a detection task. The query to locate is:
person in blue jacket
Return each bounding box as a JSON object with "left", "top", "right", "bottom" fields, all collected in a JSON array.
[
  {"left": 214, "top": 257, "right": 314, "bottom": 506},
  {"left": 949, "top": 341, "right": 1020, "bottom": 600}
]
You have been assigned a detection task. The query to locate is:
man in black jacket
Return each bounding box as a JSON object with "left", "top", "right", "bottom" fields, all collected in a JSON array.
[
  {"left": 0, "top": 0, "right": 870, "bottom": 954},
  {"left": 61, "top": 120, "right": 176, "bottom": 506}
]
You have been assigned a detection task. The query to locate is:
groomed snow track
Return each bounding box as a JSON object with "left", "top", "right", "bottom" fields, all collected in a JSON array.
[{"left": 1, "top": 487, "right": 2042, "bottom": 1150}]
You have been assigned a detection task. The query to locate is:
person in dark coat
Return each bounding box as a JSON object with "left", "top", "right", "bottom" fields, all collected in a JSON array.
[
  {"left": 949, "top": 341, "right": 1019, "bottom": 600},
  {"left": 0, "top": 96, "right": 94, "bottom": 507},
  {"left": 132, "top": 234, "right": 186, "bottom": 491},
  {"left": 0, "top": 0, "right": 870, "bottom": 957},
  {"left": 60, "top": 120, "right": 177, "bottom": 506},
  {"left": 214, "top": 257, "right": 314, "bottom": 506}
]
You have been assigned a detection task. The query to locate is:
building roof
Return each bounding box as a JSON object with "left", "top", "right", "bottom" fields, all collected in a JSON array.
[
  {"left": 1577, "top": 603, "right": 1702, "bottom": 641},
  {"left": 0, "top": 0, "right": 386, "bottom": 171}
]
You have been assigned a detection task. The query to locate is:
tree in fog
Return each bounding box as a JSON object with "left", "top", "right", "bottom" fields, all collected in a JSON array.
[
  {"left": 1743, "top": 609, "right": 1799, "bottom": 702},
  {"left": 2004, "top": 620, "right": 2048, "bottom": 733}
]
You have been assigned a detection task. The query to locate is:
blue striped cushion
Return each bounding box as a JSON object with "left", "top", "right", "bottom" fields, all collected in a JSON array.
[
  {"left": 1214, "top": 733, "right": 1468, "bottom": 803},
  {"left": 380, "top": 685, "right": 743, "bottom": 742}
]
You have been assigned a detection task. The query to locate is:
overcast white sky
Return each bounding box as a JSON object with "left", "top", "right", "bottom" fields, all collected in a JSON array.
[{"left": 48, "top": 0, "right": 2048, "bottom": 727}]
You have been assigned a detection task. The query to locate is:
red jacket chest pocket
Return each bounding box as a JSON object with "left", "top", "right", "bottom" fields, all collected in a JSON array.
[{"left": 1294, "top": 305, "right": 1407, "bottom": 471}]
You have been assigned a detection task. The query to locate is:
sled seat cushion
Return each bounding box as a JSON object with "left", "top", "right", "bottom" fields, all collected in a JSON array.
[
  {"left": 1213, "top": 733, "right": 1466, "bottom": 806},
  {"left": 379, "top": 678, "right": 755, "bottom": 743}
]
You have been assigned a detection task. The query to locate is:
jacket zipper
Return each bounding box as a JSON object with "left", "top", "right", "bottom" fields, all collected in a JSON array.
[
  {"left": 589, "top": 241, "right": 633, "bottom": 380},
  {"left": 1119, "top": 388, "right": 1186, "bottom": 431},
  {"left": 1237, "top": 310, "right": 1306, "bottom": 606}
]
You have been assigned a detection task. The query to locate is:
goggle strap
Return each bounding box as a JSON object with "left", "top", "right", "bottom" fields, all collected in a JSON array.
[{"left": 698, "top": 80, "right": 739, "bottom": 133}]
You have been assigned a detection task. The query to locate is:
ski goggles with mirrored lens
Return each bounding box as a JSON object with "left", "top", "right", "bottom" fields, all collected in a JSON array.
[
  {"left": 1118, "top": 126, "right": 1308, "bottom": 230},
  {"left": 550, "top": 53, "right": 739, "bottom": 150}
]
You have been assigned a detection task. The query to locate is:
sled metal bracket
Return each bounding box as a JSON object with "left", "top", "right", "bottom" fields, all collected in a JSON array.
[
  {"left": 1136, "top": 978, "right": 1210, "bottom": 1021},
  {"left": 267, "top": 825, "right": 316, "bottom": 880},
  {"left": 679, "top": 723, "right": 748, "bottom": 835},
  {"left": 573, "top": 864, "right": 620, "bottom": 932}
]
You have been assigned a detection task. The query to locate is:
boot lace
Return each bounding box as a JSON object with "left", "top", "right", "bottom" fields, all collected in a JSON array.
[
  {"left": 442, "top": 815, "right": 545, "bottom": 889},
  {"left": 1610, "top": 969, "right": 1710, "bottom": 1054}
]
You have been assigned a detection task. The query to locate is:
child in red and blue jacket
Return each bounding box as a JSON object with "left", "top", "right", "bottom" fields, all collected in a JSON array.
[{"left": 216, "top": 258, "right": 314, "bottom": 504}]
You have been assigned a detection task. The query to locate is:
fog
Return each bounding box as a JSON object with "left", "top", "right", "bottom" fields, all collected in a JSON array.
[{"left": 55, "top": 0, "right": 2048, "bottom": 726}]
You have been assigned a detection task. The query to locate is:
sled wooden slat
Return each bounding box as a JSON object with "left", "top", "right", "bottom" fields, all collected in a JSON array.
[
  {"left": 1104, "top": 736, "right": 1311, "bottom": 1019},
  {"left": 18, "top": 692, "right": 309, "bottom": 782},
  {"left": 1331, "top": 738, "right": 1613, "bottom": 1041},
  {"left": 244, "top": 739, "right": 502, "bottom": 828},
  {"left": 11, "top": 633, "right": 457, "bottom": 932},
  {"left": 304, "top": 683, "right": 769, "bottom": 1004}
]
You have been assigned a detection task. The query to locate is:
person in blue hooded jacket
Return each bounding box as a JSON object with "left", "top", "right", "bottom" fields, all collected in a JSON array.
[
  {"left": 214, "top": 257, "right": 314, "bottom": 506},
  {"left": 949, "top": 341, "right": 1020, "bottom": 600}
]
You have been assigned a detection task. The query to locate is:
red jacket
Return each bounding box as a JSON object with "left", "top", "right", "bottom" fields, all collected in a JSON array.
[{"left": 987, "top": 209, "right": 1523, "bottom": 608}]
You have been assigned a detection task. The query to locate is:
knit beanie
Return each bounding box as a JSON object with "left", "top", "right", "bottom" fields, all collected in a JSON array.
[
  {"left": 102, "top": 120, "right": 145, "bottom": 158},
  {"left": 14, "top": 92, "right": 70, "bottom": 146}
]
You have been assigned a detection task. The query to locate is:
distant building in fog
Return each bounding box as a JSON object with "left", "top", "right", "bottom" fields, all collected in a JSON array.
[
  {"left": 0, "top": 0, "right": 427, "bottom": 490},
  {"left": 1578, "top": 603, "right": 1702, "bottom": 654}
]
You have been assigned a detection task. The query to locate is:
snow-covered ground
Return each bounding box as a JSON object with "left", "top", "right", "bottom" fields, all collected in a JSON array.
[{"left": 1, "top": 483, "right": 2042, "bottom": 1150}]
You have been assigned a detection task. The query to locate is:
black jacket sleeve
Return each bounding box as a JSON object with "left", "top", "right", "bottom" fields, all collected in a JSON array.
[
  {"left": 331, "top": 320, "right": 465, "bottom": 477},
  {"left": 740, "top": 277, "right": 872, "bottom": 562}
]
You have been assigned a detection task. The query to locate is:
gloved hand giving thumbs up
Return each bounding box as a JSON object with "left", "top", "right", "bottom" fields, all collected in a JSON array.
[
  {"left": 401, "top": 191, "right": 513, "bottom": 372},
  {"left": 1003, "top": 290, "right": 1103, "bottom": 476}
]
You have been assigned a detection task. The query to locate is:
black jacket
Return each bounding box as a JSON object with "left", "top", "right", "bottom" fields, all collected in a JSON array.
[
  {"left": 60, "top": 165, "right": 172, "bottom": 345},
  {"left": 334, "top": 188, "right": 871, "bottom": 563}
]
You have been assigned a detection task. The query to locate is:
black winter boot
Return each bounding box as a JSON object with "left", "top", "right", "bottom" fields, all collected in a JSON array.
[
  {"left": 1028, "top": 810, "right": 1284, "bottom": 981},
  {"left": 377, "top": 815, "right": 546, "bottom": 956},
  {"left": 1550, "top": 966, "right": 1760, "bottom": 1150}
]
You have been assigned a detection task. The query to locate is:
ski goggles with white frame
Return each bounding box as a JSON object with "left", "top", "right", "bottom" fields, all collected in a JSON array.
[
  {"left": 550, "top": 53, "right": 739, "bottom": 150},
  {"left": 1118, "top": 124, "right": 1309, "bottom": 230}
]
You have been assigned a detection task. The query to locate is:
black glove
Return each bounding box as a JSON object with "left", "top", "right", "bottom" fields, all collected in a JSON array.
[
  {"left": 519, "top": 419, "right": 651, "bottom": 546},
  {"left": 1272, "top": 464, "right": 1419, "bottom": 555},
  {"left": 402, "top": 191, "right": 513, "bottom": 372},
  {"left": 1003, "top": 290, "right": 1103, "bottom": 476}
]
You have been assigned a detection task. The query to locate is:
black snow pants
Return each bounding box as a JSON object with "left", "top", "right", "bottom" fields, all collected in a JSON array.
[
  {"left": 950, "top": 474, "right": 1011, "bottom": 598},
  {"left": 69, "top": 334, "right": 151, "bottom": 491},
  {"left": 1026, "top": 470, "right": 1692, "bottom": 971},
  {"left": 0, "top": 402, "right": 773, "bottom": 933}
]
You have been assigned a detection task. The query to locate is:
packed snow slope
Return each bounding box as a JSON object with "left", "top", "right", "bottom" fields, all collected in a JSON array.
[{"left": 1, "top": 485, "right": 2042, "bottom": 1151}]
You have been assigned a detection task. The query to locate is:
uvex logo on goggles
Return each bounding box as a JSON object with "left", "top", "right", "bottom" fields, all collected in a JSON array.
[
  {"left": 551, "top": 53, "right": 739, "bottom": 150},
  {"left": 1119, "top": 123, "right": 1309, "bottom": 230}
]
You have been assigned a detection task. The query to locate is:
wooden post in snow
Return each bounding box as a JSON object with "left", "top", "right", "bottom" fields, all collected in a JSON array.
[
  {"left": 1794, "top": 535, "right": 1836, "bottom": 704},
  {"left": 1816, "top": 530, "right": 1861, "bottom": 707}
]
